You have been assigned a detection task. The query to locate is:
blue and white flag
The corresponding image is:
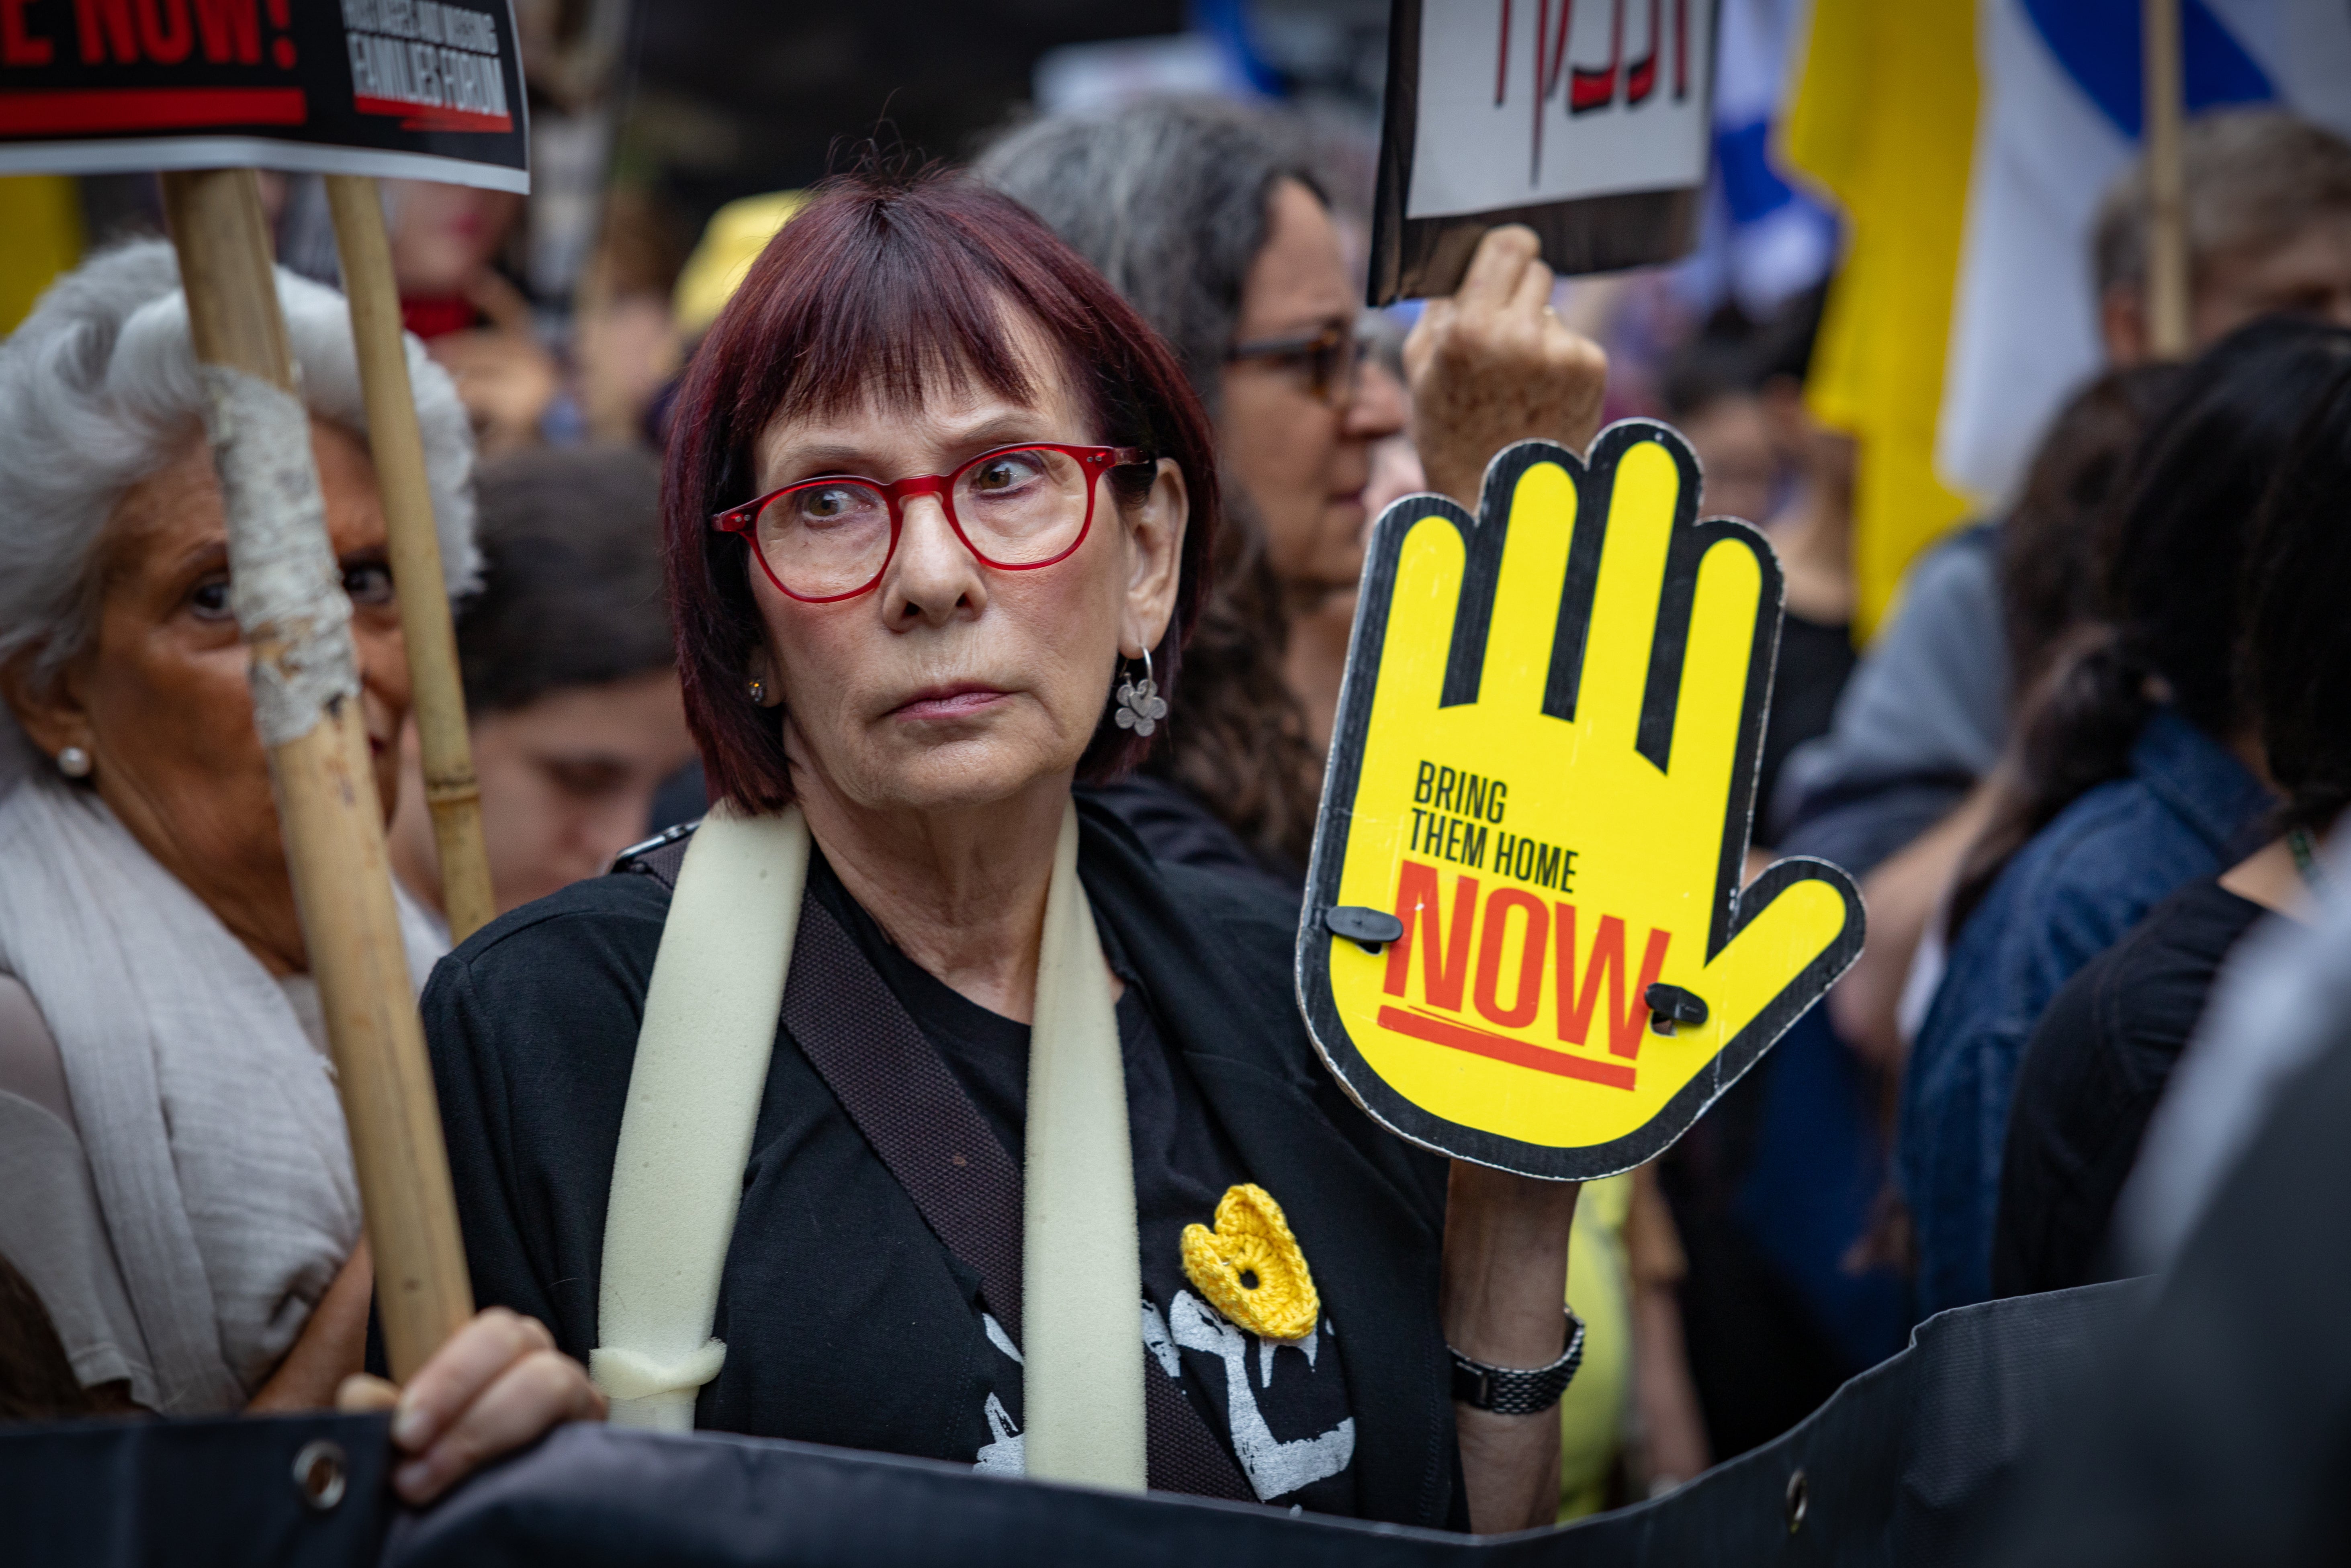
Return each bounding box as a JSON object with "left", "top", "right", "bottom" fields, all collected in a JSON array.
[
  {"left": 1709, "top": 0, "right": 1839, "bottom": 316},
  {"left": 1938, "top": 0, "right": 2351, "bottom": 505}
]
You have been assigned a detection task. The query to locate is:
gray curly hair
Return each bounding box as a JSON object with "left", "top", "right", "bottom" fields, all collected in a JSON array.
[
  {"left": 976, "top": 97, "right": 1322, "bottom": 415},
  {"left": 0, "top": 240, "right": 479, "bottom": 697}
]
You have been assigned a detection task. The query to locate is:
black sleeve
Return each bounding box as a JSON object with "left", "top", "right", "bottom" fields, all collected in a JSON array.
[
  {"left": 1994, "top": 883, "right": 2260, "bottom": 1298},
  {"left": 1993, "top": 949, "right": 2114, "bottom": 1297},
  {"left": 2007, "top": 1014, "right": 2351, "bottom": 1567},
  {"left": 419, "top": 876, "right": 671, "bottom": 1360}
]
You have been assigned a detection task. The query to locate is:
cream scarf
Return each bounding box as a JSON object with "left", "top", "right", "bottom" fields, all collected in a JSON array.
[
  {"left": 589, "top": 799, "right": 1148, "bottom": 1491},
  {"left": 0, "top": 777, "right": 442, "bottom": 1413}
]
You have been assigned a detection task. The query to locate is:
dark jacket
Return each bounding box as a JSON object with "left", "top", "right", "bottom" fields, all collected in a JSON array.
[
  {"left": 1900, "top": 707, "right": 2272, "bottom": 1317},
  {"left": 1992, "top": 877, "right": 2268, "bottom": 1298},
  {"left": 420, "top": 798, "right": 1463, "bottom": 1529}
]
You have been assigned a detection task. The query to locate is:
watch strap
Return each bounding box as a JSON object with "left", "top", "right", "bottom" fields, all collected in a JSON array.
[{"left": 1449, "top": 1309, "right": 1587, "bottom": 1416}]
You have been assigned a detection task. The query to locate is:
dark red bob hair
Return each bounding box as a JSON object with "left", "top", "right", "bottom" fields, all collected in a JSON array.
[{"left": 664, "top": 166, "right": 1221, "bottom": 813}]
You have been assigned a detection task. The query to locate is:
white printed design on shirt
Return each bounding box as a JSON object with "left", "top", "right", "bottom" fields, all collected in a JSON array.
[
  {"left": 973, "top": 1313, "right": 1027, "bottom": 1476},
  {"left": 971, "top": 1295, "right": 1355, "bottom": 1501},
  {"left": 1140, "top": 1298, "right": 1181, "bottom": 1377},
  {"left": 983, "top": 1311, "right": 1023, "bottom": 1365},
  {"left": 974, "top": 1391, "right": 1024, "bottom": 1476},
  {"left": 1168, "top": 1290, "right": 1354, "bottom": 1501}
]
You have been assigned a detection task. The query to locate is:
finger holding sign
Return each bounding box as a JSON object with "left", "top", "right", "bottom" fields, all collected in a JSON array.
[
  {"left": 1405, "top": 226, "right": 1609, "bottom": 509},
  {"left": 339, "top": 1306, "right": 606, "bottom": 1505},
  {"left": 1300, "top": 425, "right": 1863, "bottom": 1180}
]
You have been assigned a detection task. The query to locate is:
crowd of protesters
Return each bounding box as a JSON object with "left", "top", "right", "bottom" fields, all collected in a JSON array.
[{"left": 2, "top": 90, "right": 2351, "bottom": 1537}]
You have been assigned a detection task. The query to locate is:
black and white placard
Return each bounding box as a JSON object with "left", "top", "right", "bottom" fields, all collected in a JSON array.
[
  {"left": 0, "top": 0, "right": 526, "bottom": 192},
  {"left": 1371, "top": 0, "right": 1717, "bottom": 303}
]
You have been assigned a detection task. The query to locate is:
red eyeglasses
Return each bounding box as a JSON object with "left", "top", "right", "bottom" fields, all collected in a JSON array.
[{"left": 711, "top": 442, "right": 1149, "bottom": 603}]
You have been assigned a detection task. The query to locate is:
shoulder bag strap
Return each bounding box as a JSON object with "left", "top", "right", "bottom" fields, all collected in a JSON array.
[
  {"left": 783, "top": 903, "right": 1028, "bottom": 1337},
  {"left": 590, "top": 803, "right": 807, "bottom": 1431},
  {"left": 783, "top": 900, "right": 1251, "bottom": 1499}
]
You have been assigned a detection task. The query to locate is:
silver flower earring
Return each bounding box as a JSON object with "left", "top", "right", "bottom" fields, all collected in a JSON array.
[
  {"left": 56, "top": 745, "right": 91, "bottom": 779},
  {"left": 748, "top": 676, "right": 766, "bottom": 704},
  {"left": 1113, "top": 650, "right": 1168, "bottom": 737}
]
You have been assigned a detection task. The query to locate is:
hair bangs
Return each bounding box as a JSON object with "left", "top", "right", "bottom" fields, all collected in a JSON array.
[{"left": 744, "top": 199, "right": 1043, "bottom": 435}]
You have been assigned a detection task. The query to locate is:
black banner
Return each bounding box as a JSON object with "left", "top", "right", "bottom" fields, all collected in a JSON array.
[
  {"left": 0, "top": 0, "right": 526, "bottom": 191},
  {"left": 5, "top": 1283, "right": 2136, "bottom": 1568}
]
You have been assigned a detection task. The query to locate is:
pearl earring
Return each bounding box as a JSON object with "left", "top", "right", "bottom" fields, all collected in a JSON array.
[{"left": 56, "top": 745, "right": 92, "bottom": 779}]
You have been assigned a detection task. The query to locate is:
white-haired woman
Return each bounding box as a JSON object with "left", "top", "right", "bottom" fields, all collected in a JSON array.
[{"left": 0, "top": 241, "right": 481, "bottom": 1417}]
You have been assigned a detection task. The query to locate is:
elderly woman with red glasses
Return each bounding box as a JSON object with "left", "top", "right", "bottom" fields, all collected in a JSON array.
[{"left": 375, "top": 169, "right": 1585, "bottom": 1534}]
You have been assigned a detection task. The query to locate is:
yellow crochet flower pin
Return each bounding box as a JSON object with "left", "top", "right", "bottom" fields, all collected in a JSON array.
[{"left": 1181, "top": 1184, "right": 1320, "bottom": 1341}]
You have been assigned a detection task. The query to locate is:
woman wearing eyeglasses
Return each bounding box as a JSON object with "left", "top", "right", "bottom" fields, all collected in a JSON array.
[
  {"left": 370, "top": 168, "right": 1586, "bottom": 1534},
  {"left": 982, "top": 99, "right": 1604, "bottom": 884}
]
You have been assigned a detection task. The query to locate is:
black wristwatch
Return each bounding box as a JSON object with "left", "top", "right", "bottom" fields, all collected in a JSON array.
[{"left": 1449, "top": 1309, "right": 1587, "bottom": 1416}]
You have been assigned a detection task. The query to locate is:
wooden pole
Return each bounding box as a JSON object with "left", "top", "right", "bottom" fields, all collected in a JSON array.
[
  {"left": 161, "top": 168, "right": 474, "bottom": 1384},
  {"left": 2142, "top": 0, "right": 2191, "bottom": 358},
  {"left": 323, "top": 174, "right": 499, "bottom": 944}
]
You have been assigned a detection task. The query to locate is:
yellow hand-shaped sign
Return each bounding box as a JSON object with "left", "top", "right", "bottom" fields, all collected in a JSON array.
[{"left": 1298, "top": 425, "right": 1864, "bottom": 1180}]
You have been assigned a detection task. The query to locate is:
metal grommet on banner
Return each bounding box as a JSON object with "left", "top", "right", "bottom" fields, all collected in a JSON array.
[
  {"left": 293, "top": 1439, "right": 348, "bottom": 1512},
  {"left": 1784, "top": 1467, "right": 1808, "bottom": 1534}
]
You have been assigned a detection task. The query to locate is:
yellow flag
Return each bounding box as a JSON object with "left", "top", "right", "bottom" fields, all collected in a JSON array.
[
  {"left": 0, "top": 176, "right": 83, "bottom": 337},
  {"left": 1780, "top": 0, "right": 1981, "bottom": 637}
]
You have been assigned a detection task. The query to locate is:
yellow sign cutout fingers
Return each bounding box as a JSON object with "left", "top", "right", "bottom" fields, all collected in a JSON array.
[{"left": 1298, "top": 425, "right": 1865, "bottom": 1181}]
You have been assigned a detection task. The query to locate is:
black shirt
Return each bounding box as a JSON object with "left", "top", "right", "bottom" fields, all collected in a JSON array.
[
  {"left": 2005, "top": 990, "right": 2351, "bottom": 1566},
  {"left": 812, "top": 858, "right": 1359, "bottom": 1513},
  {"left": 1993, "top": 877, "right": 2269, "bottom": 1297},
  {"left": 421, "top": 803, "right": 1459, "bottom": 1526}
]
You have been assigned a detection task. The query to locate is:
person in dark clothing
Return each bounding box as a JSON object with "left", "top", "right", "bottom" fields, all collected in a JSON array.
[
  {"left": 1742, "top": 290, "right": 1857, "bottom": 832},
  {"left": 430, "top": 803, "right": 1433, "bottom": 1519},
  {"left": 1992, "top": 877, "right": 2269, "bottom": 1296},
  {"left": 2003, "top": 926, "right": 2351, "bottom": 1568},
  {"left": 1660, "top": 290, "right": 1853, "bottom": 828},
  {"left": 1643, "top": 295, "right": 1884, "bottom": 1464},
  {"left": 1657, "top": 366, "right": 2175, "bottom": 1461},
  {"left": 384, "top": 168, "right": 1593, "bottom": 1532},
  {"left": 1993, "top": 345, "right": 2351, "bottom": 1297},
  {"left": 1900, "top": 318, "right": 2351, "bottom": 1318}
]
